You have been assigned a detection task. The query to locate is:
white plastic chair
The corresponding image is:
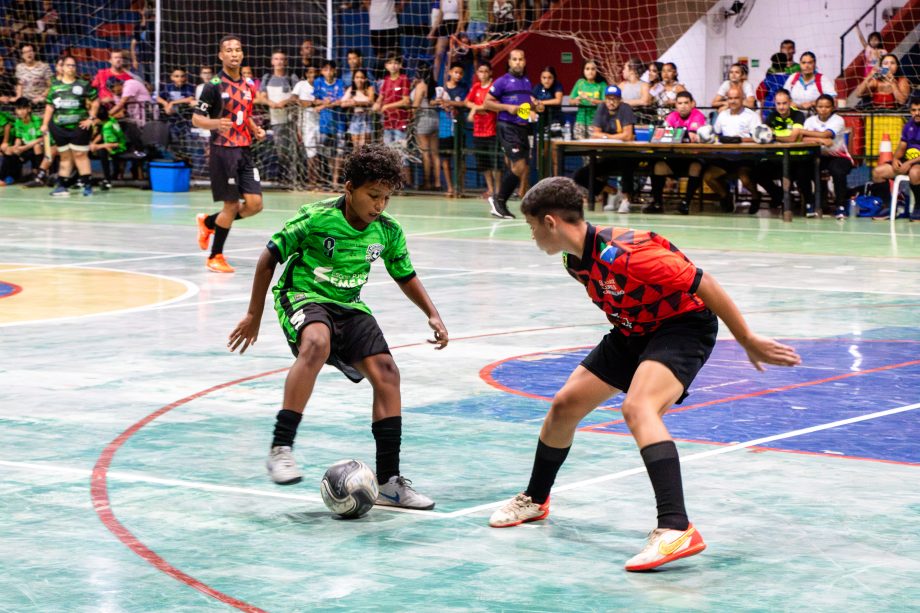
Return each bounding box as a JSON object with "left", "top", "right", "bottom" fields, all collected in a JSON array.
[{"left": 890, "top": 174, "right": 915, "bottom": 221}]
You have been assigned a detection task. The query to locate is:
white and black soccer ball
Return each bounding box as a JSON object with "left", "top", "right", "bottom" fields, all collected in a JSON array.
[
  {"left": 696, "top": 124, "right": 716, "bottom": 144},
  {"left": 752, "top": 124, "right": 775, "bottom": 144},
  {"left": 320, "top": 459, "right": 379, "bottom": 518}
]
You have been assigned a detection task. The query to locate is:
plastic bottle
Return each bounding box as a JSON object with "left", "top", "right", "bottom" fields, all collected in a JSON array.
[{"left": 564, "top": 120, "right": 573, "bottom": 141}]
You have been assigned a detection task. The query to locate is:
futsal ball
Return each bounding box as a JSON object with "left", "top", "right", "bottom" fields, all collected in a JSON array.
[
  {"left": 906, "top": 147, "right": 920, "bottom": 160},
  {"left": 320, "top": 459, "right": 379, "bottom": 518},
  {"left": 752, "top": 124, "right": 775, "bottom": 144},
  {"left": 696, "top": 125, "right": 716, "bottom": 144}
]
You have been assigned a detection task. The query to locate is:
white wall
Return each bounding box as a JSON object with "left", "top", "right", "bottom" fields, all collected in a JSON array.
[{"left": 659, "top": 0, "right": 904, "bottom": 106}]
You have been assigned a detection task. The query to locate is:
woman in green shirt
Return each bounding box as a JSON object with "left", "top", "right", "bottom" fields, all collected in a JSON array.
[{"left": 568, "top": 60, "right": 606, "bottom": 139}]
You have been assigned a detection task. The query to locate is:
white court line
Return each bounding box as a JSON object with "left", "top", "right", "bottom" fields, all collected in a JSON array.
[{"left": 1, "top": 402, "right": 916, "bottom": 519}]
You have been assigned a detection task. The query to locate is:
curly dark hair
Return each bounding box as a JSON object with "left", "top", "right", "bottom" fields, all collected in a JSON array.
[
  {"left": 341, "top": 144, "right": 405, "bottom": 191},
  {"left": 520, "top": 176, "right": 585, "bottom": 222}
]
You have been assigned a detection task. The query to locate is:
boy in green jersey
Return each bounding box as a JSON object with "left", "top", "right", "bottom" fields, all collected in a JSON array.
[
  {"left": 90, "top": 106, "right": 127, "bottom": 190},
  {"left": 228, "top": 144, "right": 449, "bottom": 510},
  {"left": 8, "top": 97, "right": 46, "bottom": 183}
]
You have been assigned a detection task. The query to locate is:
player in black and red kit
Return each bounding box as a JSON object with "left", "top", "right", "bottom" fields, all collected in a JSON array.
[
  {"left": 489, "top": 177, "right": 801, "bottom": 571},
  {"left": 193, "top": 35, "right": 266, "bottom": 273}
]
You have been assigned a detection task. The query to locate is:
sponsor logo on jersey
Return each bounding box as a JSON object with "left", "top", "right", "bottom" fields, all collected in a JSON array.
[
  {"left": 72, "top": 85, "right": 84, "bottom": 95},
  {"left": 323, "top": 237, "right": 335, "bottom": 258},
  {"left": 365, "top": 243, "right": 383, "bottom": 263}
]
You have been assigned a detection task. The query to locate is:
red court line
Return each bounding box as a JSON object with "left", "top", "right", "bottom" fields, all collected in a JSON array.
[
  {"left": 89, "top": 323, "right": 594, "bottom": 610},
  {"left": 581, "top": 358, "right": 920, "bottom": 432}
]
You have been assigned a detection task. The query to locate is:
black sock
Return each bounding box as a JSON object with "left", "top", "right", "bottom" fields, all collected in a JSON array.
[
  {"left": 271, "top": 409, "right": 302, "bottom": 448},
  {"left": 204, "top": 212, "right": 219, "bottom": 230},
  {"left": 524, "top": 439, "right": 570, "bottom": 504},
  {"left": 685, "top": 176, "right": 701, "bottom": 201},
  {"left": 372, "top": 416, "right": 401, "bottom": 484},
  {"left": 80, "top": 174, "right": 91, "bottom": 187},
  {"left": 651, "top": 175, "right": 666, "bottom": 205},
  {"left": 496, "top": 172, "right": 520, "bottom": 203},
  {"left": 210, "top": 224, "right": 230, "bottom": 257},
  {"left": 640, "top": 440, "right": 689, "bottom": 530}
]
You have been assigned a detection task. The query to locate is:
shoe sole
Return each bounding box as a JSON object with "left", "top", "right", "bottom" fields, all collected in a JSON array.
[
  {"left": 489, "top": 506, "right": 550, "bottom": 528},
  {"left": 374, "top": 499, "right": 435, "bottom": 510},
  {"left": 207, "top": 266, "right": 235, "bottom": 273},
  {"left": 624, "top": 542, "right": 706, "bottom": 572},
  {"left": 272, "top": 475, "right": 303, "bottom": 486}
]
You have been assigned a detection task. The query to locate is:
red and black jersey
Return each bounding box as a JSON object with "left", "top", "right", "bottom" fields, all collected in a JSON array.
[
  {"left": 193, "top": 70, "right": 256, "bottom": 147},
  {"left": 564, "top": 223, "right": 706, "bottom": 336}
]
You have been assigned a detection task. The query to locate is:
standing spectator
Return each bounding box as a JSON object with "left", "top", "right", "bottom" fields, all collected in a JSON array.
[
  {"left": 756, "top": 53, "right": 791, "bottom": 113},
  {"left": 868, "top": 98, "right": 920, "bottom": 221},
  {"left": 363, "top": 0, "right": 404, "bottom": 67},
  {"left": 483, "top": 48, "right": 534, "bottom": 219},
  {"left": 797, "top": 95, "right": 855, "bottom": 219},
  {"left": 373, "top": 54, "right": 411, "bottom": 166},
  {"left": 241, "top": 66, "right": 260, "bottom": 91},
  {"left": 0, "top": 61, "right": 18, "bottom": 104},
  {"left": 646, "top": 61, "right": 663, "bottom": 99},
  {"left": 783, "top": 52, "right": 836, "bottom": 112},
  {"left": 195, "top": 65, "right": 214, "bottom": 101},
  {"left": 568, "top": 60, "right": 605, "bottom": 139},
  {"left": 428, "top": 0, "right": 462, "bottom": 80},
  {"left": 437, "top": 62, "right": 468, "bottom": 196},
  {"left": 532, "top": 65, "right": 564, "bottom": 129},
  {"left": 856, "top": 27, "right": 886, "bottom": 77},
  {"left": 157, "top": 68, "right": 196, "bottom": 148},
  {"left": 652, "top": 90, "right": 707, "bottom": 215},
  {"left": 292, "top": 66, "right": 320, "bottom": 186},
  {"left": 297, "top": 39, "right": 321, "bottom": 78},
  {"left": 411, "top": 61, "right": 441, "bottom": 191},
  {"left": 466, "top": 62, "right": 500, "bottom": 199},
  {"left": 257, "top": 50, "right": 299, "bottom": 185},
  {"left": 41, "top": 55, "right": 100, "bottom": 197},
  {"left": 651, "top": 62, "right": 684, "bottom": 109},
  {"left": 130, "top": 1, "right": 154, "bottom": 82},
  {"left": 780, "top": 39, "right": 800, "bottom": 74},
  {"left": 314, "top": 59, "right": 346, "bottom": 186},
  {"left": 704, "top": 85, "right": 761, "bottom": 212},
  {"left": 618, "top": 58, "right": 651, "bottom": 109},
  {"left": 91, "top": 49, "right": 133, "bottom": 104},
  {"left": 341, "top": 68, "right": 375, "bottom": 150},
  {"left": 14, "top": 43, "right": 52, "bottom": 107},
  {"left": 489, "top": 0, "right": 521, "bottom": 39},
  {"left": 462, "top": 0, "right": 490, "bottom": 43},
  {"left": 853, "top": 53, "right": 910, "bottom": 110},
  {"left": 711, "top": 63, "right": 755, "bottom": 112},
  {"left": 341, "top": 48, "right": 373, "bottom": 88}
]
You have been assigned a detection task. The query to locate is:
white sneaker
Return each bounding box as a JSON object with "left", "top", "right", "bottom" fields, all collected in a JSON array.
[
  {"left": 266, "top": 446, "right": 303, "bottom": 485},
  {"left": 603, "top": 193, "right": 621, "bottom": 212},
  {"left": 624, "top": 524, "right": 706, "bottom": 572},
  {"left": 375, "top": 475, "right": 435, "bottom": 510},
  {"left": 617, "top": 198, "right": 631, "bottom": 213},
  {"left": 488, "top": 492, "right": 550, "bottom": 527}
]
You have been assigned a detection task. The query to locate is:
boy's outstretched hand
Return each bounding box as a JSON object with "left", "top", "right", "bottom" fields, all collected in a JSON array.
[
  {"left": 740, "top": 334, "right": 801, "bottom": 371},
  {"left": 427, "top": 316, "right": 449, "bottom": 350},
  {"left": 228, "top": 313, "right": 261, "bottom": 354}
]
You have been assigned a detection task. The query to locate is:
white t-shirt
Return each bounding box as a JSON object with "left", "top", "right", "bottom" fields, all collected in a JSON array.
[
  {"left": 803, "top": 113, "right": 851, "bottom": 160},
  {"left": 369, "top": 0, "right": 399, "bottom": 30},
  {"left": 292, "top": 80, "right": 318, "bottom": 132},
  {"left": 717, "top": 80, "right": 755, "bottom": 100},
  {"left": 714, "top": 108, "right": 761, "bottom": 138},
  {"left": 783, "top": 72, "right": 837, "bottom": 107},
  {"left": 439, "top": 0, "right": 460, "bottom": 20}
]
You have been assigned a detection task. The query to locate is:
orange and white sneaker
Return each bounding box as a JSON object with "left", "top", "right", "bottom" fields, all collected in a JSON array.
[
  {"left": 196, "top": 213, "right": 214, "bottom": 250},
  {"left": 624, "top": 524, "right": 706, "bottom": 572},
  {"left": 206, "top": 253, "right": 235, "bottom": 273},
  {"left": 488, "top": 492, "right": 550, "bottom": 528}
]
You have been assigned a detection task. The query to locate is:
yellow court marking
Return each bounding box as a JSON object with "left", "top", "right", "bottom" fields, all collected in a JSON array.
[{"left": 0, "top": 264, "right": 193, "bottom": 324}]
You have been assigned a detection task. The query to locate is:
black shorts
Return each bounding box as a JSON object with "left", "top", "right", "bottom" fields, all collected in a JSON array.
[
  {"left": 371, "top": 27, "right": 401, "bottom": 57},
  {"left": 48, "top": 122, "right": 91, "bottom": 151},
  {"left": 209, "top": 145, "right": 262, "bottom": 202},
  {"left": 438, "top": 136, "right": 454, "bottom": 156},
  {"left": 661, "top": 158, "right": 704, "bottom": 177},
  {"left": 279, "top": 301, "right": 391, "bottom": 383},
  {"left": 580, "top": 309, "right": 718, "bottom": 404},
  {"left": 473, "top": 135, "right": 501, "bottom": 170},
  {"left": 497, "top": 121, "right": 530, "bottom": 163},
  {"left": 436, "top": 19, "right": 459, "bottom": 38}
]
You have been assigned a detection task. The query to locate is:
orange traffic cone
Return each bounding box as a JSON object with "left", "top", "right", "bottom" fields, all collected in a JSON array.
[{"left": 878, "top": 133, "right": 893, "bottom": 164}]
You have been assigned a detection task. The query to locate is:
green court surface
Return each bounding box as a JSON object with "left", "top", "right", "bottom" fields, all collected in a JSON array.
[{"left": 1, "top": 185, "right": 918, "bottom": 612}]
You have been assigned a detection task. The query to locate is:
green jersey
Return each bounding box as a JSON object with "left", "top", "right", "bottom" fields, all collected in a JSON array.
[
  {"left": 13, "top": 114, "right": 43, "bottom": 143},
  {"left": 269, "top": 197, "right": 416, "bottom": 315},
  {"left": 101, "top": 117, "right": 127, "bottom": 154},
  {"left": 47, "top": 78, "right": 97, "bottom": 126},
  {"left": 570, "top": 79, "right": 606, "bottom": 125},
  {"left": 0, "top": 111, "right": 11, "bottom": 129}
]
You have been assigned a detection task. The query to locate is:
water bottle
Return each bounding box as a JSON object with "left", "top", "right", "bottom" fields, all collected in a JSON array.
[{"left": 564, "top": 120, "right": 573, "bottom": 141}]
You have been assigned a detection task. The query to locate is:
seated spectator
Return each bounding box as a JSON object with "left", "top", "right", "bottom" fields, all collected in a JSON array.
[
  {"left": 314, "top": 59, "right": 346, "bottom": 186},
  {"left": 796, "top": 94, "right": 855, "bottom": 219},
  {"left": 6, "top": 96, "right": 45, "bottom": 184},
  {"left": 89, "top": 105, "right": 126, "bottom": 190},
  {"left": 618, "top": 58, "right": 652, "bottom": 109},
  {"left": 712, "top": 63, "right": 755, "bottom": 112},
  {"left": 856, "top": 27, "right": 886, "bottom": 77},
  {"left": 651, "top": 62, "right": 685, "bottom": 109},
  {"left": 0, "top": 110, "right": 14, "bottom": 184},
  {"left": 569, "top": 60, "right": 606, "bottom": 139},
  {"left": 868, "top": 97, "right": 920, "bottom": 222},
  {"left": 572, "top": 85, "right": 637, "bottom": 209},
  {"left": 752, "top": 88, "right": 807, "bottom": 214},
  {"left": 157, "top": 68, "right": 195, "bottom": 116},
  {"left": 109, "top": 76, "right": 151, "bottom": 128},
  {"left": 14, "top": 43, "right": 52, "bottom": 107},
  {"left": 650, "top": 90, "right": 706, "bottom": 215},
  {"left": 853, "top": 54, "right": 910, "bottom": 110},
  {"left": 783, "top": 52, "right": 836, "bottom": 112},
  {"left": 704, "top": 85, "right": 761, "bottom": 212},
  {"left": 92, "top": 49, "right": 134, "bottom": 104},
  {"left": 756, "top": 53, "right": 790, "bottom": 114}
]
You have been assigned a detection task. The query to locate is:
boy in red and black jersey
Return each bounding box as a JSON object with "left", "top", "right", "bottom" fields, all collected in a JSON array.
[
  {"left": 193, "top": 34, "right": 266, "bottom": 273},
  {"left": 490, "top": 177, "right": 801, "bottom": 572}
]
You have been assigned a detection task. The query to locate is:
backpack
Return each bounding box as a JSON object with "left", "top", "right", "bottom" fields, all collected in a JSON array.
[
  {"left": 790, "top": 72, "right": 824, "bottom": 95},
  {"left": 853, "top": 194, "right": 883, "bottom": 217}
]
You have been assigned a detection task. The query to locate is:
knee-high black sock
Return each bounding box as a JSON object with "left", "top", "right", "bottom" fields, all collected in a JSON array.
[
  {"left": 210, "top": 224, "right": 230, "bottom": 257},
  {"left": 372, "top": 416, "right": 401, "bottom": 484},
  {"left": 204, "top": 212, "right": 219, "bottom": 229},
  {"left": 685, "top": 176, "right": 701, "bottom": 202},
  {"left": 496, "top": 171, "right": 520, "bottom": 204},
  {"left": 641, "top": 440, "right": 689, "bottom": 530},
  {"left": 525, "top": 439, "right": 570, "bottom": 504},
  {"left": 271, "top": 409, "right": 302, "bottom": 448},
  {"left": 651, "top": 175, "right": 666, "bottom": 205},
  {"left": 910, "top": 184, "right": 920, "bottom": 215}
]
